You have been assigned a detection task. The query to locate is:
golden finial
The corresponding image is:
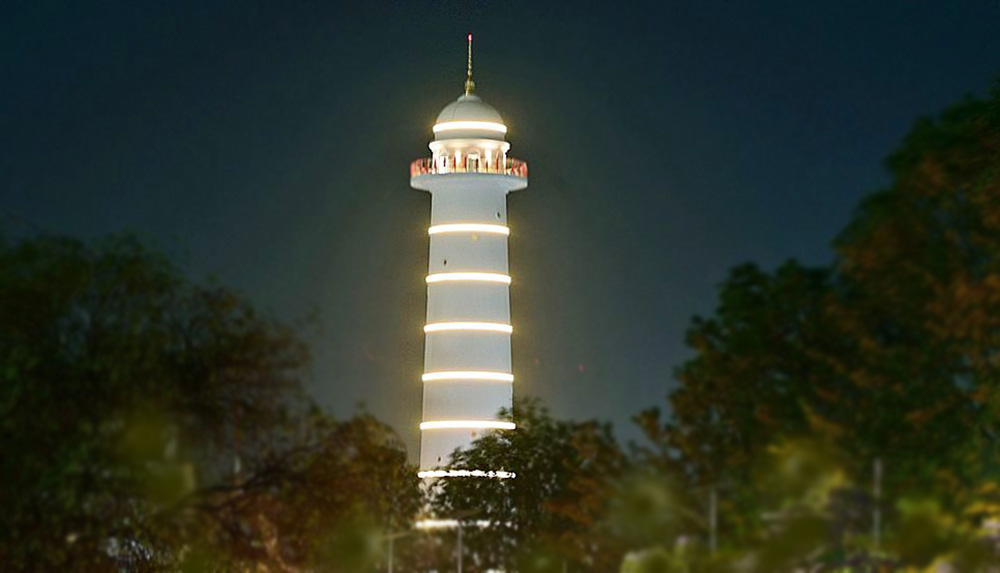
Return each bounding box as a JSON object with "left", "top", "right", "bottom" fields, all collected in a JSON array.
[{"left": 464, "top": 33, "right": 475, "bottom": 95}]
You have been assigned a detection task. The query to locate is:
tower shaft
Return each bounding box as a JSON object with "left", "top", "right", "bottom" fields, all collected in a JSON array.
[{"left": 419, "top": 176, "right": 516, "bottom": 470}]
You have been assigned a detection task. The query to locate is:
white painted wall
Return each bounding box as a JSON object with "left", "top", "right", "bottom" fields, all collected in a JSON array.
[{"left": 412, "top": 151, "right": 525, "bottom": 471}]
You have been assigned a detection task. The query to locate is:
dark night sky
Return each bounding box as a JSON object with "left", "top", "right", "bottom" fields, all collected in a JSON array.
[{"left": 2, "top": 1, "right": 998, "bottom": 455}]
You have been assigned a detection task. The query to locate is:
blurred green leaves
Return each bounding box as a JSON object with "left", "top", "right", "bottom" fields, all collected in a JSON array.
[
  {"left": 310, "top": 517, "right": 384, "bottom": 572},
  {"left": 621, "top": 547, "right": 676, "bottom": 573},
  {"left": 607, "top": 471, "right": 698, "bottom": 547},
  {"left": 0, "top": 234, "right": 419, "bottom": 571},
  {"left": 891, "top": 499, "right": 956, "bottom": 568}
]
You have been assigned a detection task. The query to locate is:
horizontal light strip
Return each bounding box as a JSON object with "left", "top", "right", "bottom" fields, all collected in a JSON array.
[
  {"left": 416, "top": 519, "right": 493, "bottom": 530},
  {"left": 432, "top": 121, "right": 508, "bottom": 134},
  {"left": 422, "top": 371, "right": 514, "bottom": 383},
  {"left": 428, "top": 223, "right": 510, "bottom": 236},
  {"left": 424, "top": 322, "right": 513, "bottom": 334},
  {"left": 426, "top": 272, "right": 511, "bottom": 284},
  {"left": 420, "top": 420, "right": 516, "bottom": 430},
  {"left": 418, "top": 470, "right": 516, "bottom": 479}
]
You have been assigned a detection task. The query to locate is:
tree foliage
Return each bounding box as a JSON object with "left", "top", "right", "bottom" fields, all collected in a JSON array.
[
  {"left": 0, "top": 233, "right": 419, "bottom": 571},
  {"left": 635, "top": 82, "right": 1000, "bottom": 567},
  {"left": 431, "top": 398, "right": 628, "bottom": 571}
]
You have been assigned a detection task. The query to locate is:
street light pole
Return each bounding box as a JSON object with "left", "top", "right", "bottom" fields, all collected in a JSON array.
[
  {"left": 873, "top": 458, "right": 882, "bottom": 552},
  {"left": 709, "top": 486, "right": 718, "bottom": 556},
  {"left": 384, "top": 530, "right": 412, "bottom": 573},
  {"left": 457, "top": 522, "right": 463, "bottom": 573}
]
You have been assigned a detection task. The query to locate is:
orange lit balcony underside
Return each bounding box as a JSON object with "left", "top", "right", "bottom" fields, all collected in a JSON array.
[{"left": 410, "top": 157, "right": 528, "bottom": 179}]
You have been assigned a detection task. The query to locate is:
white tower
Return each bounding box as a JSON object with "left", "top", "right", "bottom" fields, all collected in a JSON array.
[{"left": 411, "top": 36, "right": 527, "bottom": 480}]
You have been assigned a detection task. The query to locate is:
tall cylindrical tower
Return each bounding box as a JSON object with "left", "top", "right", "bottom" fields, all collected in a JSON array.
[{"left": 411, "top": 37, "right": 527, "bottom": 482}]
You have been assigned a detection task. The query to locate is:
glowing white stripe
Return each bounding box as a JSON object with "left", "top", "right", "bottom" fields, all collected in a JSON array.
[
  {"left": 422, "top": 371, "right": 514, "bottom": 383},
  {"left": 420, "top": 420, "right": 516, "bottom": 430},
  {"left": 418, "top": 470, "right": 516, "bottom": 479},
  {"left": 426, "top": 272, "right": 511, "bottom": 284},
  {"left": 416, "top": 519, "right": 493, "bottom": 529},
  {"left": 424, "top": 322, "right": 513, "bottom": 334},
  {"left": 433, "top": 121, "right": 507, "bottom": 134},
  {"left": 428, "top": 223, "right": 510, "bottom": 236}
]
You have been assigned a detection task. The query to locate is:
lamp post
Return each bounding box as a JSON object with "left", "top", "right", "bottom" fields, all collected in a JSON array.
[
  {"left": 457, "top": 521, "right": 463, "bottom": 573},
  {"left": 383, "top": 530, "right": 414, "bottom": 573},
  {"left": 453, "top": 508, "right": 481, "bottom": 573},
  {"left": 709, "top": 486, "right": 718, "bottom": 556},
  {"left": 873, "top": 458, "right": 882, "bottom": 552}
]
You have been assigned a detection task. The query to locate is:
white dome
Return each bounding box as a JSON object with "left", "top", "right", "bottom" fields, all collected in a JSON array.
[{"left": 435, "top": 94, "right": 504, "bottom": 124}]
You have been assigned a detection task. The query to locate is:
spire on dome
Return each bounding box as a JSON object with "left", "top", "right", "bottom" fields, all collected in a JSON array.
[{"left": 464, "top": 33, "right": 475, "bottom": 96}]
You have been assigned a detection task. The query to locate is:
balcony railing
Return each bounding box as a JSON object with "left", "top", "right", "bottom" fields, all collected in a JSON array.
[{"left": 410, "top": 157, "right": 528, "bottom": 179}]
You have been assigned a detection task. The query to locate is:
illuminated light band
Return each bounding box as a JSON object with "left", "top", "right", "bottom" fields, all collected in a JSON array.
[
  {"left": 426, "top": 272, "right": 511, "bottom": 284},
  {"left": 418, "top": 470, "right": 516, "bottom": 479},
  {"left": 421, "top": 371, "right": 514, "bottom": 383},
  {"left": 424, "top": 322, "right": 513, "bottom": 334},
  {"left": 432, "top": 121, "right": 508, "bottom": 134},
  {"left": 428, "top": 223, "right": 510, "bottom": 236},
  {"left": 420, "top": 420, "right": 516, "bottom": 430},
  {"left": 416, "top": 519, "right": 493, "bottom": 530}
]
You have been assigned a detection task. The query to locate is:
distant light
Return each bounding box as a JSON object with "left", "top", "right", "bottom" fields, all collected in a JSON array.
[
  {"left": 416, "top": 519, "right": 459, "bottom": 529},
  {"left": 468, "top": 33, "right": 473, "bottom": 41},
  {"left": 433, "top": 121, "right": 508, "bottom": 134},
  {"left": 422, "top": 371, "right": 514, "bottom": 382},
  {"left": 426, "top": 272, "right": 511, "bottom": 284},
  {"left": 418, "top": 469, "right": 516, "bottom": 479},
  {"left": 429, "top": 223, "right": 509, "bottom": 236},
  {"left": 416, "top": 519, "right": 493, "bottom": 530},
  {"left": 420, "top": 420, "right": 516, "bottom": 430},
  {"left": 424, "top": 322, "right": 513, "bottom": 334}
]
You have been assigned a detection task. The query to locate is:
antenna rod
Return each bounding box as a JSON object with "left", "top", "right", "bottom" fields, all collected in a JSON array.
[{"left": 464, "top": 34, "right": 475, "bottom": 95}]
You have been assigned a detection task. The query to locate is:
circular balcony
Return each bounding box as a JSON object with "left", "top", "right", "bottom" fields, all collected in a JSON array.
[{"left": 410, "top": 157, "right": 528, "bottom": 180}]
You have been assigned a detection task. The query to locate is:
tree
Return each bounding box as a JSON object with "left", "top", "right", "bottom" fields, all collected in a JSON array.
[
  {"left": 639, "top": 79, "right": 1000, "bottom": 565},
  {"left": 194, "top": 408, "right": 422, "bottom": 572},
  {"left": 0, "top": 233, "right": 420, "bottom": 571},
  {"left": 430, "top": 397, "right": 628, "bottom": 571},
  {"left": 635, "top": 261, "right": 849, "bottom": 542},
  {"left": 834, "top": 86, "right": 1000, "bottom": 485}
]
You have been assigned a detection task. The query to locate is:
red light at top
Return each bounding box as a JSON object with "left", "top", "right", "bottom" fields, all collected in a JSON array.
[{"left": 468, "top": 34, "right": 473, "bottom": 41}]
